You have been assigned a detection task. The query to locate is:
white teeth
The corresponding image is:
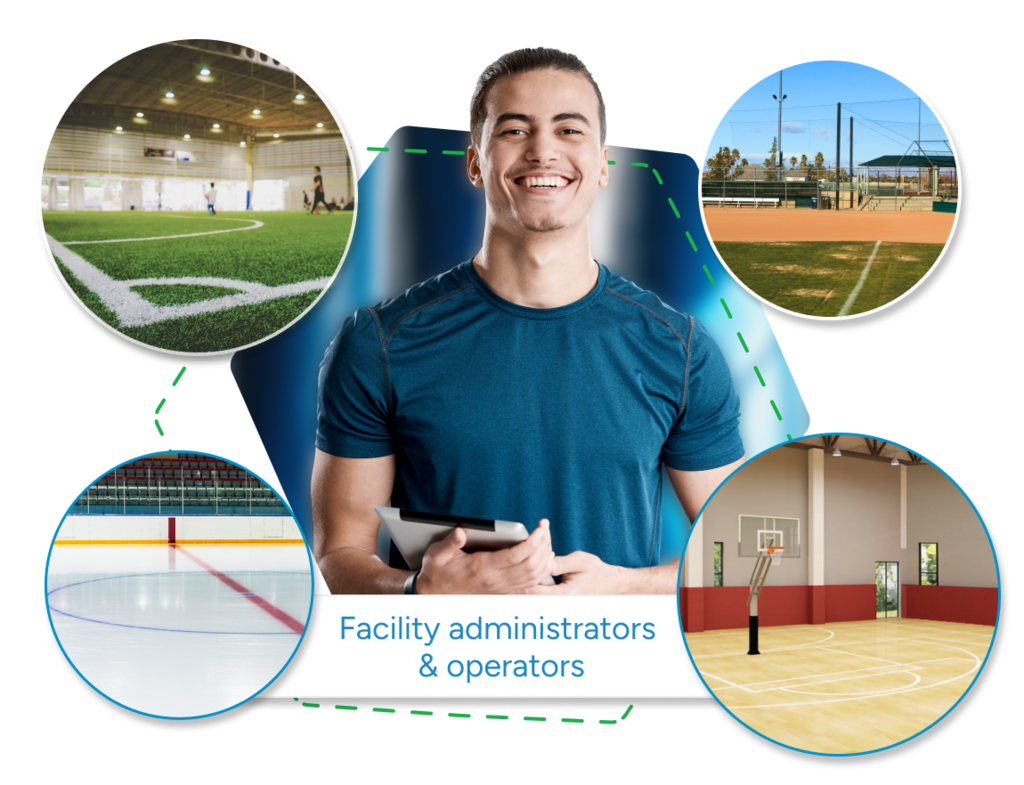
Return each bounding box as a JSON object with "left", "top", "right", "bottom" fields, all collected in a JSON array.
[{"left": 519, "top": 176, "right": 568, "bottom": 188}]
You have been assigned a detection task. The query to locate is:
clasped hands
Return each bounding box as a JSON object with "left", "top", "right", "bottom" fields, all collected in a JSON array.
[{"left": 415, "top": 518, "right": 623, "bottom": 595}]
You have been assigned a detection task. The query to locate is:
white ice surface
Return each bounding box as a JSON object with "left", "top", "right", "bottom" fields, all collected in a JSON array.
[{"left": 47, "top": 544, "right": 312, "bottom": 718}]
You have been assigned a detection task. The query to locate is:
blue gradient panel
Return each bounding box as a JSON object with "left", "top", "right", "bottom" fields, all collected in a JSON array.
[{"left": 231, "top": 127, "right": 809, "bottom": 565}]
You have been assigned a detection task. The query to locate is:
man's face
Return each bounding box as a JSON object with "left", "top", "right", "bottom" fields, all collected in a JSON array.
[{"left": 469, "top": 69, "right": 608, "bottom": 235}]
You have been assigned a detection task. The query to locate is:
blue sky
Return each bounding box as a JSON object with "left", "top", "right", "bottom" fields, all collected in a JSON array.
[{"left": 704, "top": 61, "right": 948, "bottom": 170}]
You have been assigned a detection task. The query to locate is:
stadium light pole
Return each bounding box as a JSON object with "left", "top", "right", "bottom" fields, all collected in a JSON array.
[{"left": 772, "top": 71, "right": 787, "bottom": 184}]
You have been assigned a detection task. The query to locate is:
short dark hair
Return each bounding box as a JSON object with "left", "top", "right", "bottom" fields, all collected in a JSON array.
[
  {"left": 470, "top": 48, "right": 606, "bottom": 148},
  {"left": 314, "top": 165, "right": 321, "bottom": 172}
]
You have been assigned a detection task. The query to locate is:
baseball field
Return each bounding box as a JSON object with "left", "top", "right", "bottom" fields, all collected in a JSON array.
[{"left": 704, "top": 209, "right": 954, "bottom": 317}]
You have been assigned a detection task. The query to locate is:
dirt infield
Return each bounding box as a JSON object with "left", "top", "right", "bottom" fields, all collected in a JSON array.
[{"left": 704, "top": 207, "right": 955, "bottom": 244}]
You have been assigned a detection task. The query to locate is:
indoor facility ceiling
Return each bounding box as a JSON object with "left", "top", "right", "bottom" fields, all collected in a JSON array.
[{"left": 64, "top": 40, "right": 340, "bottom": 137}]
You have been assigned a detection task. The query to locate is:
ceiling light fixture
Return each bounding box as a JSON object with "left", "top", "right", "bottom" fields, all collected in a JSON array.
[
  {"left": 165, "top": 90, "right": 174, "bottom": 98},
  {"left": 832, "top": 448, "right": 841, "bottom": 458},
  {"left": 200, "top": 67, "right": 211, "bottom": 76},
  {"left": 183, "top": 134, "right": 190, "bottom": 139},
  {"left": 273, "top": 133, "right": 280, "bottom": 138},
  {"left": 115, "top": 126, "right": 123, "bottom": 131},
  {"left": 252, "top": 108, "right": 261, "bottom": 115},
  {"left": 240, "top": 141, "right": 246, "bottom": 147},
  {"left": 295, "top": 92, "right": 305, "bottom": 100},
  {"left": 316, "top": 122, "right": 324, "bottom": 128},
  {"left": 212, "top": 123, "right": 220, "bottom": 129},
  {"left": 891, "top": 456, "right": 900, "bottom": 466},
  {"left": 136, "top": 112, "right": 144, "bottom": 117}
]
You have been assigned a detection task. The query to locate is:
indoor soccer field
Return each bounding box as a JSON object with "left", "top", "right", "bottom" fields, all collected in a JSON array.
[
  {"left": 46, "top": 210, "right": 352, "bottom": 352},
  {"left": 713, "top": 240, "right": 942, "bottom": 317}
]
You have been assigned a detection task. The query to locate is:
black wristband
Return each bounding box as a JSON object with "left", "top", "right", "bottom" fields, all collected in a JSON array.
[{"left": 404, "top": 567, "right": 421, "bottom": 595}]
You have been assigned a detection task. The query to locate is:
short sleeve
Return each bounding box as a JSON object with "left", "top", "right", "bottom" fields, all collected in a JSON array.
[
  {"left": 315, "top": 308, "right": 395, "bottom": 458},
  {"left": 661, "top": 317, "right": 744, "bottom": 471}
]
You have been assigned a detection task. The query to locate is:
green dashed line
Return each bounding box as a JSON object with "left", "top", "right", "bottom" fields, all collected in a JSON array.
[
  {"left": 525, "top": 716, "right": 546, "bottom": 722},
  {"left": 373, "top": 707, "right": 395, "bottom": 713},
  {"left": 720, "top": 299, "right": 732, "bottom": 319},
  {"left": 404, "top": 149, "right": 427, "bottom": 154},
  {"left": 737, "top": 332, "right": 749, "bottom": 353},
  {"left": 336, "top": 705, "right": 357, "bottom": 711},
  {"left": 607, "top": 160, "right": 616, "bottom": 165},
  {"left": 562, "top": 718, "right": 584, "bottom": 723},
  {"left": 172, "top": 367, "right": 186, "bottom": 386},
  {"left": 600, "top": 720, "right": 618, "bottom": 725},
  {"left": 486, "top": 715, "right": 509, "bottom": 720},
  {"left": 771, "top": 400, "right": 783, "bottom": 421},
  {"left": 411, "top": 710, "right": 432, "bottom": 716},
  {"left": 754, "top": 366, "right": 766, "bottom": 387},
  {"left": 155, "top": 398, "right": 165, "bottom": 415},
  {"left": 303, "top": 699, "right": 633, "bottom": 726},
  {"left": 154, "top": 420, "right": 164, "bottom": 436},
  {"left": 302, "top": 702, "right": 319, "bottom": 708},
  {"left": 442, "top": 150, "right": 465, "bottom": 155},
  {"left": 652, "top": 169, "right": 663, "bottom": 185},
  {"left": 787, "top": 433, "right": 793, "bottom": 440},
  {"left": 702, "top": 265, "right": 715, "bottom": 284},
  {"left": 668, "top": 197, "right": 680, "bottom": 219},
  {"left": 621, "top": 705, "right": 634, "bottom": 720},
  {"left": 685, "top": 231, "right": 698, "bottom": 252},
  {"left": 449, "top": 713, "right": 471, "bottom": 719},
  {"left": 631, "top": 162, "right": 649, "bottom": 168},
  {"left": 366, "top": 147, "right": 389, "bottom": 152}
]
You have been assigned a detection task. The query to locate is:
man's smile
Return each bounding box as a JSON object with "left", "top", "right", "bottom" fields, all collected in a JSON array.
[{"left": 512, "top": 173, "right": 574, "bottom": 190}]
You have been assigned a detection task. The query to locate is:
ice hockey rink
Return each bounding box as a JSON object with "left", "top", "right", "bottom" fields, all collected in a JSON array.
[{"left": 48, "top": 542, "right": 311, "bottom": 718}]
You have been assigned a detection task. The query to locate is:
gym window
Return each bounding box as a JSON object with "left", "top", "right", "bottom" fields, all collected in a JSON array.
[
  {"left": 919, "top": 543, "right": 938, "bottom": 586},
  {"left": 713, "top": 542, "right": 723, "bottom": 588}
]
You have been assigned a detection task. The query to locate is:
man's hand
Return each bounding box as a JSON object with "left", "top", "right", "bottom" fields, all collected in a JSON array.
[
  {"left": 525, "top": 551, "right": 626, "bottom": 594},
  {"left": 416, "top": 519, "right": 556, "bottom": 595}
]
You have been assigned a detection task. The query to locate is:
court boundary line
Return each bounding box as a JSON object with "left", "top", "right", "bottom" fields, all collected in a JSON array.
[{"left": 62, "top": 216, "right": 264, "bottom": 244}]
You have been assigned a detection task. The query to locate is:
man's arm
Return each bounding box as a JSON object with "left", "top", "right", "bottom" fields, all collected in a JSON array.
[
  {"left": 527, "top": 459, "right": 744, "bottom": 595},
  {"left": 312, "top": 449, "right": 557, "bottom": 594},
  {"left": 312, "top": 449, "right": 405, "bottom": 593}
]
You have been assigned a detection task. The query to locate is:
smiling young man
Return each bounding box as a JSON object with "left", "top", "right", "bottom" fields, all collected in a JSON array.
[{"left": 313, "top": 48, "right": 744, "bottom": 595}]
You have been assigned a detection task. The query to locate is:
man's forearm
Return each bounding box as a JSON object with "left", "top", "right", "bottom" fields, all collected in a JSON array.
[
  {"left": 317, "top": 546, "right": 411, "bottom": 594},
  {"left": 611, "top": 558, "right": 679, "bottom": 594}
]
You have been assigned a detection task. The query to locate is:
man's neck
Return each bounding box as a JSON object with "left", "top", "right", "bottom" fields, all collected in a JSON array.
[{"left": 473, "top": 222, "right": 598, "bottom": 309}]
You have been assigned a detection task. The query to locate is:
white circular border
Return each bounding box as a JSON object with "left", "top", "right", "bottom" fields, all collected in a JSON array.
[
  {"left": 696, "top": 56, "right": 958, "bottom": 323},
  {"left": 37, "top": 34, "right": 360, "bottom": 360}
]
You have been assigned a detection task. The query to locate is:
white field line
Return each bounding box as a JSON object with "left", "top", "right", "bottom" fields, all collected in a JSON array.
[
  {"left": 48, "top": 234, "right": 329, "bottom": 328},
  {"left": 728, "top": 641, "right": 981, "bottom": 710},
  {"left": 699, "top": 672, "right": 751, "bottom": 692},
  {"left": 837, "top": 239, "right": 883, "bottom": 316},
  {"left": 781, "top": 671, "right": 922, "bottom": 697},
  {"left": 735, "top": 662, "right": 923, "bottom": 691},
  {"left": 62, "top": 217, "right": 263, "bottom": 244},
  {"left": 696, "top": 627, "right": 835, "bottom": 659}
]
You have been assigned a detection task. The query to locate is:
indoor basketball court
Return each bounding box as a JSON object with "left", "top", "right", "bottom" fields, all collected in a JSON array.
[{"left": 679, "top": 435, "right": 998, "bottom": 754}]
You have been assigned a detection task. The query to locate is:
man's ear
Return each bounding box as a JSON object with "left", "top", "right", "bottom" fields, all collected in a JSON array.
[
  {"left": 599, "top": 146, "right": 610, "bottom": 188},
  {"left": 467, "top": 145, "right": 484, "bottom": 187}
]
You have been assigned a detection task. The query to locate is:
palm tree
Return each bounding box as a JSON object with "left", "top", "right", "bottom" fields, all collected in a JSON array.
[{"left": 789, "top": 156, "right": 797, "bottom": 169}]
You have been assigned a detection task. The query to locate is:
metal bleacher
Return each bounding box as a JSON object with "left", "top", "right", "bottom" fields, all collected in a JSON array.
[{"left": 72, "top": 453, "right": 288, "bottom": 516}]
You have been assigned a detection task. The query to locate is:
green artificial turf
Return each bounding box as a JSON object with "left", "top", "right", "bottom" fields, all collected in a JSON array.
[
  {"left": 123, "top": 291, "right": 321, "bottom": 353},
  {"left": 43, "top": 212, "right": 229, "bottom": 242},
  {"left": 43, "top": 211, "right": 353, "bottom": 286},
  {"left": 714, "top": 241, "right": 942, "bottom": 317},
  {"left": 131, "top": 283, "right": 244, "bottom": 306},
  {"left": 53, "top": 256, "right": 120, "bottom": 328}
]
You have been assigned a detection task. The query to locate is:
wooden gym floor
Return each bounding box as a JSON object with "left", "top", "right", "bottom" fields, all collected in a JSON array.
[{"left": 687, "top": 618, "right": 995, "bottom": 754}]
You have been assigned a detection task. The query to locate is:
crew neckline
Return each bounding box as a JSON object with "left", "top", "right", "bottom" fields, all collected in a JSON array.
[{"left": 462, "top": 259, "right": 607, "bottom": 320}]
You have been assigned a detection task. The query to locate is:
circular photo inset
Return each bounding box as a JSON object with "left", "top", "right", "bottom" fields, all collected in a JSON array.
[
  {"left": 46, "top": 451, "right": 313, "bottom": 718},
  {"left": 41, "top": 40, "right": 356, "bottom": 353},
  {"left": 700, "top": 61, "right": 958, "bottom": 319},
  {"left": 678, "top": 434, "right": 998, "bottom": 755}
]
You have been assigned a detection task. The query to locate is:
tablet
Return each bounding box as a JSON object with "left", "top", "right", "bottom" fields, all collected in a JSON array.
[{"left": 374, "top": 507, "right": 531, "bottom": 571}]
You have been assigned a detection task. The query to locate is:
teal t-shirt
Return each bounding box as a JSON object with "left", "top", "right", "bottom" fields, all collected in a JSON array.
[{"left": 316, "top": 261, "right": 743, "bottom": 569}]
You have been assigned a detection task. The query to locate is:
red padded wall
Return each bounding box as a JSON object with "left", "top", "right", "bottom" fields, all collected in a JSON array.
[
  {"left": 904, "top": 585, "right": 998, "bottom": 626},
  {"left": 824, "top": 585, "right": 877, "bottom": 622}
]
